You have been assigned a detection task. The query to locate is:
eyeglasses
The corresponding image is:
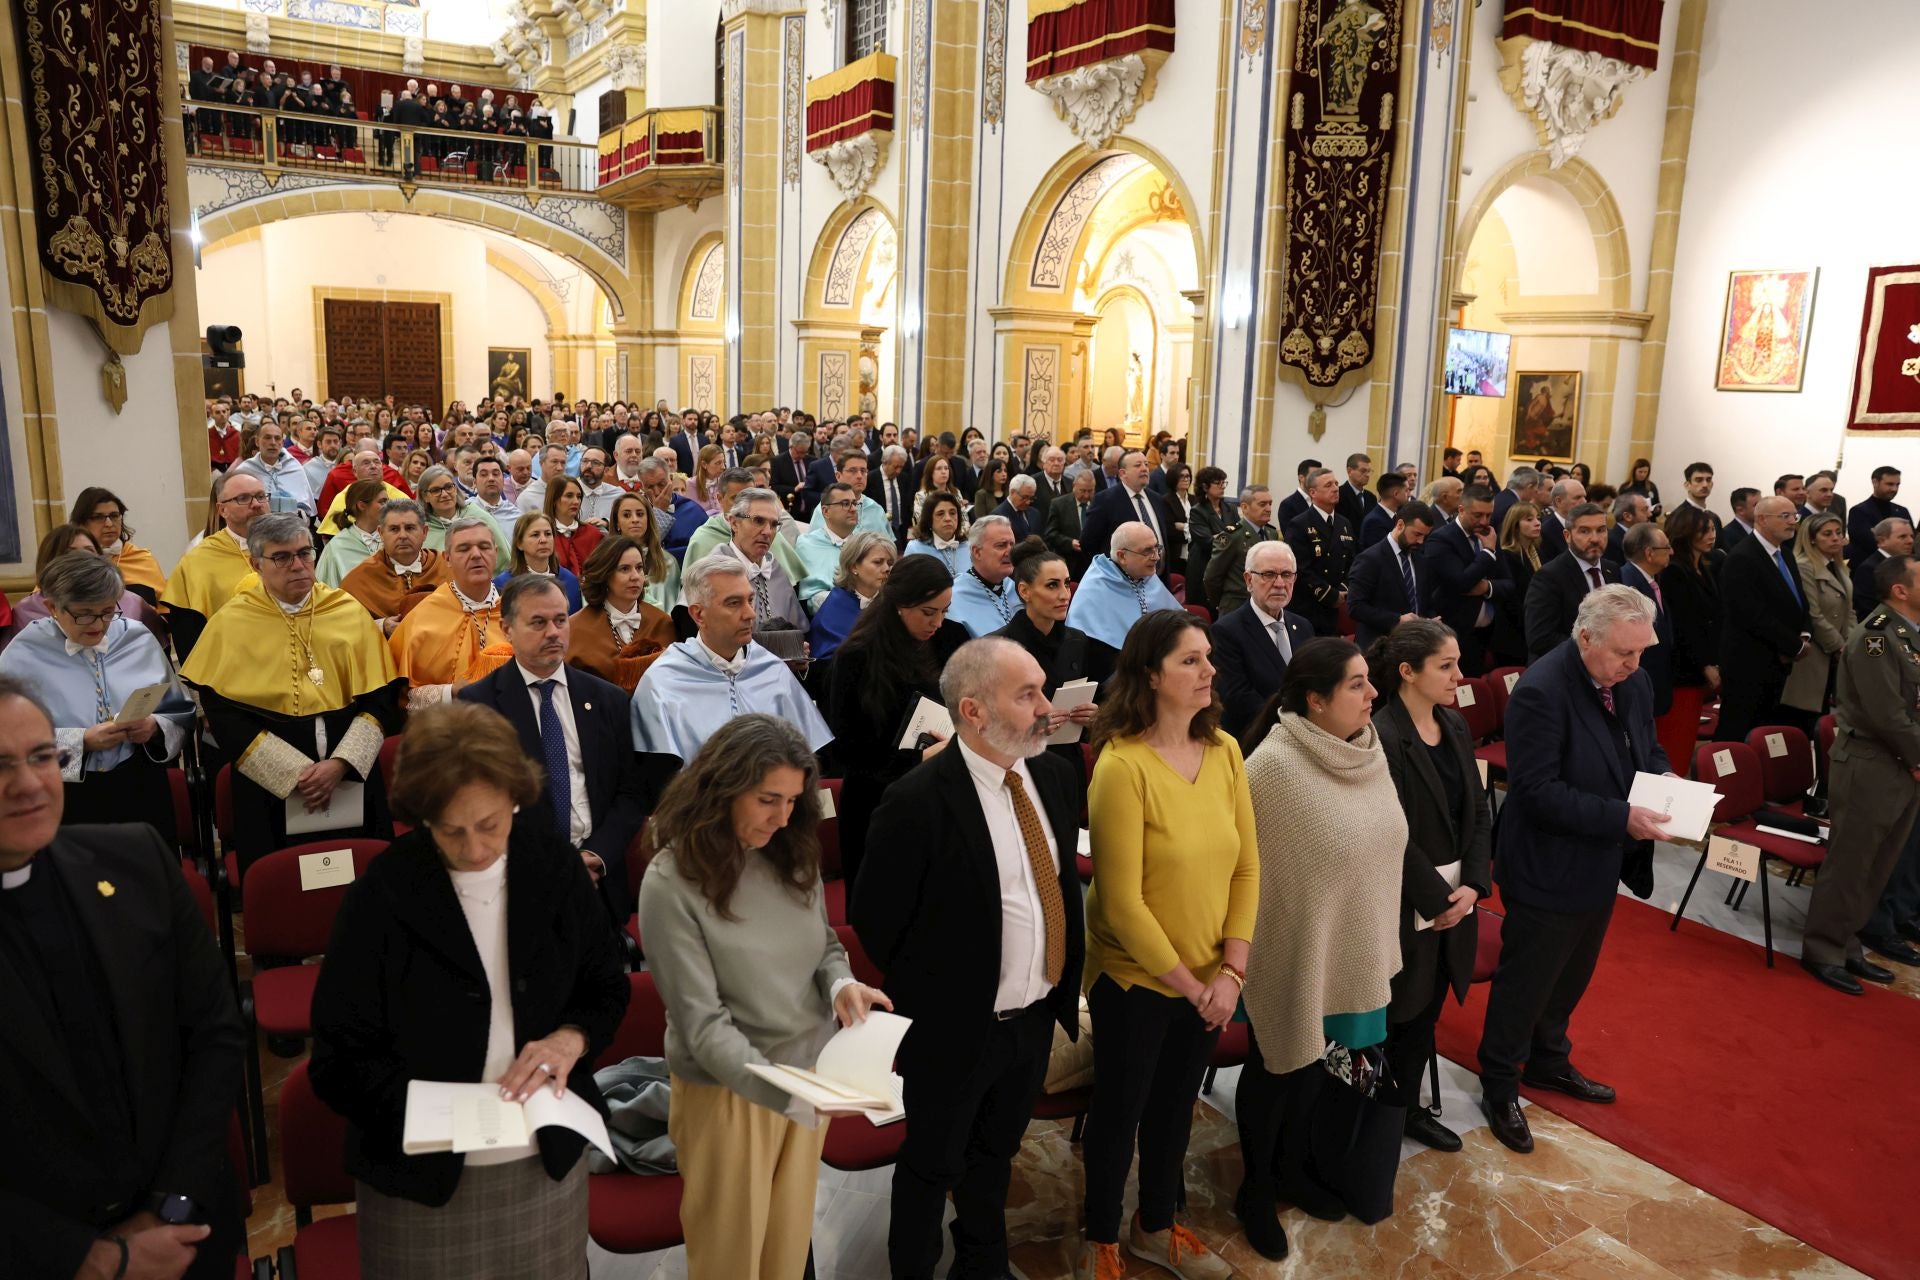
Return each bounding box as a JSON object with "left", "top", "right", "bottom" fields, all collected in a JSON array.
[
  {"left": 1249, "top": 570, "right": 1298, "bottom": 583},
  {"left": 423, "top": 484, "right": 457, "bottom": 497},
  {"left": 87, "top": 510, "right": 123, "bottom": 524},
  {"left": 1119, "top": 545, "right": 1163, "bottom": 560},
  {"left": 0, "top": 747, "right": 70, "bottom": 776},
  {"left": 822, "top": 499, "right": 859, "bottom": 511},
  {"left": 61, "top": 605, "right": 122, "bottom": 626},
  {"left": 222, "top": 492, "right": 269, "bottom": 506},
  {"left": 261, "top": 547, "right": 317, "bottom": 567}
]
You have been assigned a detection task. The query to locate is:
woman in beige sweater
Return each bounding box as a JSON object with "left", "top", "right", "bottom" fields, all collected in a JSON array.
[
  {"left": 1234, "top": 637, "right": 1408, "bottom": 1260},
  {"left": 1783, "top": 510, "right": 1851, "bottom": 726}
]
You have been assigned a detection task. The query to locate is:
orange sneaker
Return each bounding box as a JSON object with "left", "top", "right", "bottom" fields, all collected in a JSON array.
[
  {"left": 1076, "top": 1238, "right": 1127, "bottom": 1280},
  {"left": 1127, "top": 1213, "right": 1233, "bottom": 1279}
]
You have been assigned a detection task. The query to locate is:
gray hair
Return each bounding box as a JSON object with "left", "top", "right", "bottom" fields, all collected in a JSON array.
[
  {"left": 833, "top": 530, "right": 897, "bottom": 589},
  {"left": 683, "top": 551, "right": 750, "bottom": 607},
  {"left": 1574, "top": 583, "right": 1657, "bottom": 642},
  {"left": 636, "top": 456, "right": 668, "bottom": 480},
  {"left": 40, "top": 551, "right": 123, "bottom": 609},
  {"left": 1551, "top": 478, "right": 1584, "bottom": 503},
  {"left": 717, "top": 466, "right": 756, "bottom": 493},
  {"left": 1238, "top": 484, "right": 1271, "bottom": 504},
  {"left": 1507, "top": 466, "right": 1542, "bottom": 491},
  {"left": 1612, "top": 492, "right": 1648, "bottom": 519},
  {"left": 939, "top": 637, "right": 1028, "bottom": 710},
  {"left": 380, "top": 498, "right": 427, "bottom": 526},
  {"left": 1009, "top": 474, "right": 1037, "bottom": 496},
  {"left": 968, "top": 514, "right": 1013, "bottom": 547},
  {"left": 727, "top": 486, "right": 781, "bottom": 520},
  {"left": 444, "top": 515, "right": 495, "bottom": 548},
  {"left": 416, "top": 465, "right": 459, "bottom": 503},
  {"left": 246, "top": 512, "right": 311, "bottom": 559},
  {"left": 881, "top": 444, "right": 908, "bottom": 464},
  {"left": 1875, "top": 517, "right": 1911, "bottom": 540},
  {"left": 0, "top": 672, "right": 54, "bottom": 728},
  {"left": 1246, "top": 539, "right": 1296, "bottom": 572},
  {"left": 1103, "top": 446, "right": 1124, "bottom": 464}
]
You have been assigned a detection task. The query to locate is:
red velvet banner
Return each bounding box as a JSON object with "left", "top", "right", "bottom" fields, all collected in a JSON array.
[
  {"left": 805, "top": 80, "right": 896, "bottom": 152},
  {"left": 1026, "top": 0, "right": 1176, "bottom": 82},
  {"left": 15, "top": 0, "right": 174, "bottom": 354},
  {"left": 1846, "top": 265, "right": 1920, "bottom": 432},
  {"left": 1500, "top": 1, "right": 1664, "bottom": 70}
]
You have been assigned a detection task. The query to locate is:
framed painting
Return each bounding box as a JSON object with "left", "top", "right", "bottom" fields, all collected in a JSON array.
[
  {"left": 1716, "top": 268, "right": 1818, "bottom": 392},
  {"left": 1508, "top": 371, "right": 1581, "bottom": 463},
  {"left": 487, "top": 347, "right": 531, "bottom": 404}
]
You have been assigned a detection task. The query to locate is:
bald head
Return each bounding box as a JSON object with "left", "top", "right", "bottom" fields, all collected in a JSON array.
[{"left": 1111, "top": 520, "right": 1162, "bottom": 582}]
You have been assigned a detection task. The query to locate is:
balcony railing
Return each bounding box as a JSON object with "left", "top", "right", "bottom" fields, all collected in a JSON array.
[
  {"left": 184, "top": 100, "right": 601, "bottom": 197},
  {"left": 595, "top": 107, "right": 725, "bottom": 212}
]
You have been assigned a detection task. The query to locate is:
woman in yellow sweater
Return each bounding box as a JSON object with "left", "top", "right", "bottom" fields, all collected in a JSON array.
[{"left": 1078, "top": 610, "right": 1258, "bottom": 1280}]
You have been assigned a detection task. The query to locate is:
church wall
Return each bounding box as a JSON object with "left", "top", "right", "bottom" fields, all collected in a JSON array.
[{"left": 1653, "top": 0, "right": 1920, "bottom": 500}]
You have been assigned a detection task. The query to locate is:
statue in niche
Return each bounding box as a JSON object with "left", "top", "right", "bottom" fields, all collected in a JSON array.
[
  {"left": 1127, "top": 352, "right": 1146, "bottom": 425},
  {"left": 1316, "top": 0, "right": 1388, "bottom": 117}
]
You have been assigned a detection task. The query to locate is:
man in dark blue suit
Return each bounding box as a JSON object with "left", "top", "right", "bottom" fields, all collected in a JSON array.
[
  {"left": 1616, "top": 522, "right": 1675, "bottom": 718},
  {"left": 1420, "top": 485, "right": 1510, "bottom": 675},
  {"left": 1851, "top": 515, "right": 1913, "bottom": 619},
  {"left": 1478, "top": 585, "right": 1673, "bottom": 1155},
  {"left": 1212, "top": 541, "right": 1312, "bottom": 737},
  {"left": 1079, "top": 450, "right": 1175, "bottom": 579},
  {"left": 1358, "top": 472, "right": 1408, "bottom": 550},
  {"left": 458, "top": 574, "right": 650, "bottom": 922},
  {"left": 1347, "top": 500, "right": 1436, "bottom": 649},
  {"left": 667, "top": 407, "right": 706, "bottom": 477},
  {"left": 1524, "top": 504, "right": 1620, "bottom": 662},
  {"left": 1847, "top": 465, "right": 1910, "bottom": 562},
  {"left": 992, "top": 474, "right": 1043, "bottom": 542},
  {"left": 1537, "top": 476, "right": 1584, "bottom": 561},
  {"left": 1275, "top": 457, "right": 1320, "bottom": 529}
]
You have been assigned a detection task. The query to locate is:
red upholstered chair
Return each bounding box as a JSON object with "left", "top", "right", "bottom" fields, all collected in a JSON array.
[
  {"left": 1336, "top": 598, "right": 1356, "bottom": 638},
  {"left": 1452, "top": 676, "right": 1499, "bottom": 743},
  {"left": 1745, "top": 726, "right": 1815, "bottom": 817},
  {"left": 1201, "top": 1020, "right": 1248, "bottom": 1095},
  {"left": 818, "top": 924, "right": 907, "bottom": 1173},
  {"left": 275, "top": 1062, "right": 360, "bottom": 1279},
  {"left": 1816, "top": 713, "right": 1837, "bottom": 790},
  {"left": 588, "top": 973, "right": 686, "bottom": 1255},
  {"left": 1484, "top": 666, "right": 1526, "bottom": 719},
  {"left": 833, "top": 924, "right": 886, "bottom": 989},
  {"left": 1184, "top": 602, "right": 1213, "bottom": 623},
  {"left": 1169, "top": 572, "right": 1186, "bottom": 603},
  {"left": 1670, "top": 742, "right": 1824, "bottom": 966},
  {"left": 818, "top": 777, "right": 848, "bottom": 925}
]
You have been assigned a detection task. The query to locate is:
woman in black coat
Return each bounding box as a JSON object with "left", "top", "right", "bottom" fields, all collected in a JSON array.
[
  {"left": 1184, "top": 465, "right": 1236, "bottom": 607},
  {"left": 1490, "top": 502, "right": 1542, "bottom": 669},
  {"left": 310, "top": 703, "right": 628, "bottom": 1279},
  {"left": 994, "top": 538, "right": 1102, "bottom": 775},
  {"left": 1656, "top": 503, "right": 1722, "bottom": 774},
  {"left": 1368, "top": 620, "right": 1492, "bottom": 1154},
  {"left": 825, "top": 554, "right": 971, "bottom": 888}
]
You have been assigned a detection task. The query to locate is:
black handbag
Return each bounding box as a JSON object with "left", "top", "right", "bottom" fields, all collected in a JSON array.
[{"left": 1307, "top": 1042, "right": 1406, "bottom": 1225}]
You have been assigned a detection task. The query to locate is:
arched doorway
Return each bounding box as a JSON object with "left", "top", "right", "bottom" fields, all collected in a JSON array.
[
  {"left": 997, "top": 143, "right": 1203, "bottom": 448},
  {"left": 797, "top": 199, "right": 898, "bottom": 423},
  {"left": 676, "top": 233, "right": 727, "bottom": 412}
]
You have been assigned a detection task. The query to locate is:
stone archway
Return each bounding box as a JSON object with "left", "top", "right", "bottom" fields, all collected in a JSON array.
[
  {"left": 1453, "top": 154, "right": 1631, "bottom": 309},
  {"left": 675, "top": 232, "right": 726, "bottom": 412},
  {"left": 796, "top": 198, "right": 898, "bottom": 422}
]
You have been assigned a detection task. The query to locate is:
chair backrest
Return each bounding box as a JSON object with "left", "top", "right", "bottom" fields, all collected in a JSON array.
[
  {"left": 180, "top": 859, "right": 218, "bottom": 938},
  {"left": 1485, "top": 666, "right": 1526, "bottom": 719},
  {"left": 241, "top": 839, "right": 390, "bottom": 962},
  {"left": 1453, "top": 676, "right": 1500, "bottom": 742},
  {"left": 597, "top": 971, "right": 668, "bottom": 1067},
  {"left": 623, "top": 819, "right": 650, "bottom": 916},
  {"left": 168, "top": 766, "right": 197, "bottom": 857},
  {"left": 1816, "top": 713, "right": 1837, "bottom": 786},
  {"left": 213, "top": 764, "right": 236, "bottom": 848},
  {"left": 279, "top": 1062, "right": 354, "bottom": 1209},
  {"left": 1184, "top": 602, "right": 1212, "bottom": 623},
  {"left": 1746, "top": 726, "right": 1814, "bottom": 805},
  {"left": 817, "top": 777, "right": 844, "bottom": 880},
  {"left": 1692, "top": 742, "right": 1764, "bottom": 822},
  {"left": 832, "top": 924, "right": 886, "bottom": 989}
]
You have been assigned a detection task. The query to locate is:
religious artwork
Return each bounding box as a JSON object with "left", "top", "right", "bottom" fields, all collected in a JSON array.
[
  {"left": 1508, "top": 371, "right": 1581, "bottom": 462},
  {"left": 13, "top": 0, "right": 175, "bottom": 355},
  {"left": 488, "top": 348, "right": 530, "bottom": 403},
  {"left": 1846, "top": 264, "right": 1920, "bottom": 432},
  {"left": 1716, "top": 269, "right": 1817, "bottom": 392},
  {"left": 1276, "top": 0, "right": 1404, "bottom": 394}
]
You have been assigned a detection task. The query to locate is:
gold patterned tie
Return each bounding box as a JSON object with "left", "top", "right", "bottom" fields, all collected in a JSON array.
[{"left": 1004, "top": 769, "right": 1066, "bottom": 986}]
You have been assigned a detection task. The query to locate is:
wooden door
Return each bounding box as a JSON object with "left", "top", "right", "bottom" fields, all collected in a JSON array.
[
  {"left": 321, "top": 299, "right": 443, "bottom": 412},
  {"left": 323, "top": 300, "right": 386, "bottom": 401}
]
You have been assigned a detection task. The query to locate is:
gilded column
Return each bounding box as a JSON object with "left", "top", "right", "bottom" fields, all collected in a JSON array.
[{"left": 723, "top": 1, "right": 800, "bottom": 411}]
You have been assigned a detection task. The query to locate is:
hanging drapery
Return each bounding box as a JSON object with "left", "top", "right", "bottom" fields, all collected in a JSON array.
[
  {"left": 1500, "top": 1, "right": 1664, "bottom": 70},
  {"left": 1845, "top": 265, "right": 1920, "bottom": 434},
  {"left": 11, "top": 0, "right": 175, "bottom": 355},
  {"left": 1276, "top": 0, "right": 1405, "bottom": 394},
  {"left": 1025, "top": 0, "right": 1176, "bottom": 83}
]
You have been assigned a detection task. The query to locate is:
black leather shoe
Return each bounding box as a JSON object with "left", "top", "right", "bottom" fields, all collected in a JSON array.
[
  {"left": 1801, "top": 957, "right": 1864, "bottom": 995},
  {"left": 1234, "top": 1181, "right": 1290, "bottom": 1261},
  {"left": 1481, "top": 1094, "right": 1533, "bottom": 1154},
  {"left": 1846, "top": 955, "right": 1896, "bottom": 984},
  {"left": 1521, "top": 1065, "right": 1616, "bottom": 1104},
  {"left": 1897, "top": 919, "right": 1920, "bottom": 945},
  {"left": 1858, "top": 934, "right": 1920, "bottom": 966},
  {"left": 1404, "top": 1108, "right": 1462, "bottom": 1153}
]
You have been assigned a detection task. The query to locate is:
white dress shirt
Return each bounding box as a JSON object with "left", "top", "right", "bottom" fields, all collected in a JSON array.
[
  {"left": 1248, "top": 599, "right": 1294, "bottom": 661},
  {"left": 1120, "top": 483, "right": 1163, "bottom": 546},
  {"left": 517, "top": 661, "right": 592, "bottom": 846},
  {"left": 955, "top": 736, "right": 1057, "bottom": 1012}
]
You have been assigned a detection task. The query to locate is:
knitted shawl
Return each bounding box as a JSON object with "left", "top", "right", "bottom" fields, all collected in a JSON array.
[{"left": 1242, "top": 712, "right": 1408, "bottom": 1076}]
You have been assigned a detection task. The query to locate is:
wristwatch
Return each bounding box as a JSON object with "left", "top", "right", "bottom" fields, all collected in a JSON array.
[{"left": 147, "top": 1192, "right": 199, "bottom": 1224}]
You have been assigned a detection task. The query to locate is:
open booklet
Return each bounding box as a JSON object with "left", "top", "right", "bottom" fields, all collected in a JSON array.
[
  {"left": 744, "top": 1010, "right": 912, "bottom": 1125},
  {"left": 1045, "top": 679, "right": 1100, "bottom": 746},
  {"left": 1628, "top": 771, "right": 1721, "bottom": 843},
  {"left": 403, "top": 1079, "right": 617, "bottom": 1160}
]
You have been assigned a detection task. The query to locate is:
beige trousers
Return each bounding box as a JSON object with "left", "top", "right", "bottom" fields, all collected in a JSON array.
[{"left": 668, "top": 1073, "right": 830, "bottom": 1280}]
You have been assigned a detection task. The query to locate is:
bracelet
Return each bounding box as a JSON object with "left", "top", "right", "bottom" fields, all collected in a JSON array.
[
  {"left": 104, "top": 1234, "right": 129, "bottom": 1280},
  {"left": 1219, "top": 963, "right": 1246, "bottom": 988}
]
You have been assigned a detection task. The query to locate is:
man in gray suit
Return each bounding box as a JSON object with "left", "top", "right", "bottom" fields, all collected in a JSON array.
[{"left": 1046, "top": 470, "right": 1097, "bottom": 578}]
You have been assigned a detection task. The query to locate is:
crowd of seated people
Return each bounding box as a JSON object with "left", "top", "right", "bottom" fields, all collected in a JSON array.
[{"left": 10, "top": 382, "right": 1917, "bottom": 1280}]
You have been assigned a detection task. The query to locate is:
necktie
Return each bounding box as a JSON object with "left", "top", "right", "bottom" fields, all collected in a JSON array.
[
  {"left": 751, "top": 571, "right": 772, "bottom": 621},
  {"left": 1649, "top": 577, "right": 1664, "bottom": 613},
  {"left": 1598, "top": 684, "right": 1615, "bottom": 716},
  {"left": 1398, "top": 546, "right": 1417, "bottom": 610},
  {"left": 535, "top": 681, "right": 571, "bottom": 839},
  {"left": 886, "top": 479, "right": 898, "bottom": 525},
  {"left": 1774, "top": 549, "right": 1803, "bottom": 606},
  {"left": 1587, "top": 565, "right": 1604, "bottom": 592},
  {"left": 1003, "top": 770, "right": 1065, "bottom": 986},
  {"left": 1270, "top": 618, "right": 1293, "bottom": 662},
  {"left": 1078, "top": 501, "right": 1088, "bottom": 526},
  {"left": 1133, "top": 492, "right": 1157, "bottom": 542}
]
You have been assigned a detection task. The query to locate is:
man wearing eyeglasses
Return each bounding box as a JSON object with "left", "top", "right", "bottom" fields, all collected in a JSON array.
[
  {"left": 228, "top": 421, "right": 315, "bottom": 517},
  {"left": 181, "top": 513, "right": 403, "bottom": 871},
  {"left": 794, "top": 482, "right": 864, "bottom": 613},
  {"left": 1211, "top": 541, "right": 1312, "bottom": 737},
  {"left": 807, "top": 449, "right": 891, "bottom": 537},
  {"left": 1064, "top": 521, "right": 1178, "bottom": 663},
  {"left": 695, "top": 489, "right": 808, "bottom": 634},
  {"left": 340, "top": 500, "right": 451, "bottom": 636},
  {"left": 160, "top": 472, "right": 271, "bottom": 661}
]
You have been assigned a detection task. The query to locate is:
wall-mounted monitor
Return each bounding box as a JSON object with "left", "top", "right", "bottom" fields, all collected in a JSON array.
[{"left": 1444, "top": 327, "right": 1512, "bottom": 398}]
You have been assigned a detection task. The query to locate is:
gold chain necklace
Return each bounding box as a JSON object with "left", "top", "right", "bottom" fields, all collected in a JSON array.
[{"left": 281, "top": 596, "right": 326, "bottom": 690}]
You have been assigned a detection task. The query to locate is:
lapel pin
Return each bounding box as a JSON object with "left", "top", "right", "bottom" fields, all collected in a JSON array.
[
  {"left": 96, "top": 880, "right": 115, "bottom": 898},
  {"left": 583, "top": 702, "right": 592, "bottom": 712}
]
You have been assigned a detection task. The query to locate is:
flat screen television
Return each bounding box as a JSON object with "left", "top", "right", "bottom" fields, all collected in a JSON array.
[{"left": 1444, "top": 327, "right": 1512, "bottom": 398}]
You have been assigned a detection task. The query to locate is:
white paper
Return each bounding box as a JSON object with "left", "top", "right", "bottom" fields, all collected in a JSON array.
[
  {"left": 1504, "top": 671, "right": 1521, "bottom": 693},
  {"left": 1076, "top": 828, "right": 1091, "bottom": 857},
  {"left": 1754, "top": 823, "right": 1824, "bottom": 846},
  {"left": 1712, "top": 747, "right": 1736, "bottom": 777},
  {"left": 1476, "top": 758, "right": 1490, "bottom": 787},
  {"left": 1455, "top": 683, "right": 1477, "bottom": 708},
  {"left": 1046, "top": 679, "right": 1100, "bottom": 746},
  {"left": 297, "top": 848, "right": 355, "bottom": 892},
  {"left": 451, "top": 1092, "right": 529, "bottom": 1154},
  {"left": 1414, "top": 861, "right": 1464, "bottom": 932},
  {"left": 743, "top": 1010, "right": 913, "bottom": 1117},
  {"left": 896, "top": 696, "right": 953, "bottom": 750},
  {"left": 1706, "top": 835, "right": 1761, "bottom": 883},
  {"left": 816, "top": 786, "right": 836, "bottom": 819},
  {"left": 1764, "top": 732, "right": 1788, "bottom": 759},
  {"left": 114, "top": 682, "right": 171, "bottom": 724},
  {"left": 403, "top": 1079, "right": 615, "bottom": 1161},
  {"left": 1627, "top": 771, "right": 1721, "bottom": 842},
  {"left": 285, "top": 781, "right": 366, "bottom": 836}
]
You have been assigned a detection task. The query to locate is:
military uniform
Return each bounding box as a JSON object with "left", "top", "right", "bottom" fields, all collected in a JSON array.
[
  {"left": 1285, "top": 506, "right": 1358, "bottom": 636},
  {"left": 1801, "top": 604, "right": 1920, "bottom": 967},
  {"left": 1204, "top": 518, "right": 1279, "bottom": 616}
]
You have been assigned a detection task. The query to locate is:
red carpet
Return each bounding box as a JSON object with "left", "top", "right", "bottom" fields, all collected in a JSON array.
[{"left": 1436, "top": 895, "right": 1920, "bottom": 1280}]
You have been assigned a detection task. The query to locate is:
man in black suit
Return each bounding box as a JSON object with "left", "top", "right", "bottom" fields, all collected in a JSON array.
[
  {"left": 1079, "top": 450, "right": 1174, "bottom": 578},
  {"left": 1605, "top": 492, "right": 1650, "bottom": 566},
  {"left": 1537, "top": 476, "right": 1585, "bottom": 562},
  {"left": 1285, "top": 467, "right": 1358, "bottom": 635},
  {"left": 854, "top": 639, "right": 1085, "bottom": 1280},
  {"left": 1045, "top": 470, "right": 1097, "bottom": 579},
  {"left": 1492, "top": 465, "right": 1544, "bottom": 532},
  {"left": 1719, "top": 486, "right": 1759, "bottom": 552},
  {"left": 1335, "top": 452, "right": 1377, "bottom": 529},
  {"left": 667, "top": 408, "right": 706, "bottom": 477},
  {"left": 1848, "top": 465, "right": 1910, "bottom": 562},
  {"left": 1213, "top": 541, "right": 1313, "bottom": 738},
  {"left": 1852, "top": 515, "right": 1913, "bottom": 619},
  {"left": 1714, "top": 495, "right": 1810, "bottom": 743},
  {"left": 770, "top": 431, "right": 815, "bottom": 519},
  {"left": 1676, "top": 461, "right": 1723, "bottom": 541},
  {"left": 992, "top": 474, "right": 1043, "bottom": 542},
  {"left": 457, "top": 575, "right": 649, "bottom": 918},
  {"left": 1030, "top": 445, "right": 1070, "bottom": 508},
  {"left": 1348, "top": 500, "right": 1436, "bottom": 649},
  {"left": 1478, "top": 587, "right": 1672, "bottom": 1153},
  {"left": 0, "top": 679, "right": 247, "bottom": 1280},
  {"left": 1421, "top": 485, "right": 1510, "bottom": 675},
  {"left": 870, "top": 443, "right": 914, "bottom": 545},
  {"left": 1358, "top": 471, "right": 1408, "bottom": 550},
  {"left": 1617, "top": 522, "right": 1675, "bottom": 718},
  {"left": 1275, "top": 457, "right": 1320, "bottom": 529},
  {"left": 1525, "top": 503, "right": 1620, "bottom": 661}
]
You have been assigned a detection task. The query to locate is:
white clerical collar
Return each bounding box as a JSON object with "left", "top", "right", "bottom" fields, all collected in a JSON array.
[
  {"left": 452, "top": 583, "right": 498, "bottom": 610},
  {"left": 277, "top": 592, "right": 314, "bottom": 615},
  {"left": 822, "top": 528, "right": 848, "bottom": 547},
  {"left": 1, "top": 861, "right": 31, "bottom": 890},
  {"left": 933, "top": 535, "right": 961, "bottom": 551},
  {"left": 605, "top": 600, "right": 646, "bottom": 628},
  {"left": 391, "top": 557, "right": 425, "bottom": 576},
  {"left": 719, "top": 541, "right": 772, "bottom": 576},
  {"left": 516, "top": 660, "right": 567, "bottom": 690},
  {"left": 697, "top": 636, "right": 749, "bottom": 675},
  {"left": 553, "top": 520, "right": 578, "bottom": 536},
  {"left": 64, "top": 635, "right": 108, "bottom": 657},
  {"left": 353, "top": 526, "right": 381, "bottom": 550}
]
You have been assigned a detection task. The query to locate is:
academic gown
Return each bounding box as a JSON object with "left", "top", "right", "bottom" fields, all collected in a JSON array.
[
  {"left": 947, "top": 568, "right": 1021, "bottom": 638},
  {"left": 316, "top": 525, "right": 381, "bottom": 587},
  {"left": 630, "top": 639, "right": 832, "bottom": 763},
  {"left": 0, "top": 617, "right": 195, "bottom": 843},
  {"left": 388, "top": 583, "right": 514, "bottom": 705},
  {"left": 423, "top": 502, "right": 509, "bottom": 560},
  {"left": 0, "top": 589, "right": 167, "bottom": 653},
  {"left": 1065, "top": 553, "right": 1181, "bottom": 651},
  {"left": 339, "top": 550, "right": 449, "bottom": 619},
  {"left": 902, "top": 538, "right": 964, "bottom": 578},
  {"left": 180, "top": 583, "right": 403, "bottom": 873},
  {"left": 493, "top": 567, "right": 584, "bottom": 613},
  {"left": 318, "top": 481, "right": 410, "bottom": 537},
  {"left": 683, "top": 515, "right": 808, "bottom": 588},
  {"left": 808, "top": 586, "right": 867, "bottom": 662},
  {"left": 103, "top": 540, "right": 168, "bottom": 604},
  {"left": 566, "top": 603, "right": 676, "bottom": 692},
  {"left": 160, "top": 529, "right": 255, "bottom": 662}
]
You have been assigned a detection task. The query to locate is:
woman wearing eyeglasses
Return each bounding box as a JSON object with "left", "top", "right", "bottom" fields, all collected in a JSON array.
[
  {"left": 0, "top": 552, "right": 195, "bottom": 842},
  {"left": 418, "top": 465, "right": 508, "bottom": 560}
]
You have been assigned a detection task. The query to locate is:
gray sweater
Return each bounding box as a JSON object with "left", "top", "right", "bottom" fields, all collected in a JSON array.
[{"left": 637, "top": 848, "right": 852, "bottom": 1115}]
